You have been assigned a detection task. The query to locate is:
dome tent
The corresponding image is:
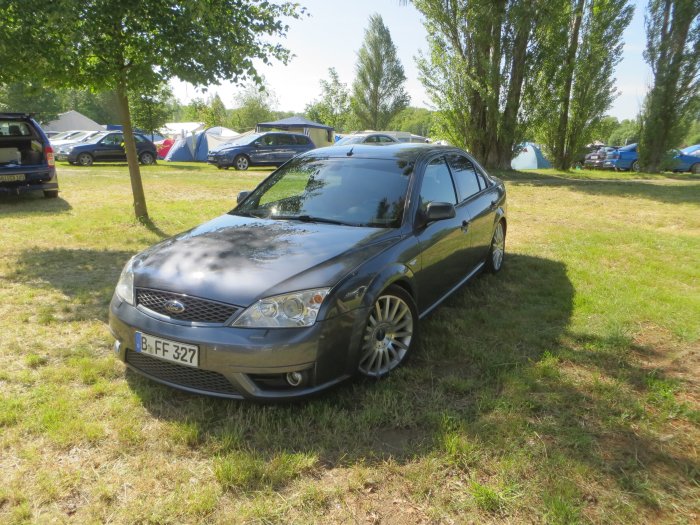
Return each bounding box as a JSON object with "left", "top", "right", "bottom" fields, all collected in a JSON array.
[
  {"left": 511, "top": 142, "right": 551, "bottom": 170},
  {"left": 165, "top": 126, "right": 239, "bottom": 162}
]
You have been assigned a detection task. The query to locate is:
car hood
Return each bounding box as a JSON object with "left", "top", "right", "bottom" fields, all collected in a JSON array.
[{"left": 132, "top": 214, "right": 398, "bottom": 306}]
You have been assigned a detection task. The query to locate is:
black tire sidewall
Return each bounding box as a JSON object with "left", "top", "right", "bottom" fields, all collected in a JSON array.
[{"left": 234, "top": 155, "right": 249, "bottom": 171}]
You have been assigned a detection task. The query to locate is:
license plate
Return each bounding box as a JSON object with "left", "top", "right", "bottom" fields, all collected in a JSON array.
[
  {"left": 135, "top": 332, "right": 199, "bottom": 367},
  {"left": 0, "top": 174, "right": 25, "bottom": 182}
]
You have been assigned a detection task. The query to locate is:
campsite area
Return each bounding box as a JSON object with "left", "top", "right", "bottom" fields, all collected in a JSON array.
[{"left": 1, "top": 162, "right": 698, "bottom": 523}]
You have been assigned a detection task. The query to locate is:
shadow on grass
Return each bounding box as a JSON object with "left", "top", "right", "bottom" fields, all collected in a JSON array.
[
  {"left": 499, "top": 169, "right": 700, "bottom": 205},
  {"left": 0, "top": 192, "right": 72, "bottom": 215},
  {"left": 139, "top": 217, "right": 169, "bottom": 239},
  {"left": 12, "top": 248, "right": 133, "bottom": 322},
  {"left": 124, "top": 253, "right": 697, "bottom": 506}
]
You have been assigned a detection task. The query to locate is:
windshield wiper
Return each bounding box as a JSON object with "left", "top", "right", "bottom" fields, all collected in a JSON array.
[{"left": 270, "top": 214, "right": 352, "bottom": 226}]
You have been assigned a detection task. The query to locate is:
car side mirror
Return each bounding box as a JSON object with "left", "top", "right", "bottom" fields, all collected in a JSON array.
[
  {"left": 253, "top": 141, "right": 262, "bottom": 148},
  {"left": 425, "top": 202, "right": 456, "bottom": 222},
  {"left": 237, "top": 191, "right": 250, "bottom": 204}
]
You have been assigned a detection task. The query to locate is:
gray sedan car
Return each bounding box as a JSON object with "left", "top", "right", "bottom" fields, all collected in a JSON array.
[{"left": 109, "top": 144, "right": 507, "bottom": 400}]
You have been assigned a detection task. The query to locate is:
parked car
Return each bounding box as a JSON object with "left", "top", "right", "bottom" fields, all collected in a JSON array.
[
  {"left": 583, "top": 146, "right": 617, "bottom": 169},
  {"left": 604, "top": 143, "right": 638, "bottom": 171},
  {"left": 54, "top": 131, "right": 157, "bottom": 166},
  {"left": 670, "top": 145, "right": 700, "bottom": 173},
  {"left": 335, "top": 133, "right": 400, "bottom": 145},
  {"left": 207, "top": 132, "right": 315, "bottom": 170},
  {"left": 51, "top": 130, "right": 102, "bottom": 148},
  {"left": 0, "top": 113, "right": 58, "bottom": 198},
  {"left": 109, "top": 143, "right": 507, "bottom": 399}
]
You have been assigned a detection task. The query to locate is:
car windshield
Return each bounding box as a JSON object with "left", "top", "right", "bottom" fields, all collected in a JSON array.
[
  {"left": 221, "top": 133, "right": 263, "bottom": 148},
  {"left": 335, "top": 135, "right": 366, "bottom": 145},
  {"left": 232, "top": 156, "right": 412, "bottom": 228}
]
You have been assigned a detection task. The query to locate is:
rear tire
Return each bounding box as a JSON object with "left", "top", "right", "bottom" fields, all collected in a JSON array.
[
  {"left": 485, "top": 221, "right": 506, "bottom": 273},
  {"left": 139, "top": 151, "right": 156, "bottom": 165},
  {"left": 692, "top": 163, "right": 700, "bottom": 174},
  {"left": 43, "top": 190, "right": 59, "bottom": 199},
  {"left": 631, "top": 160, "right": 640, "bottom": 172},
  {"left": 77, "top": 153, "right": 93, "bottom": 166},
  {"left": 234, "top": 155, "right": 249, "bottom": 171}
]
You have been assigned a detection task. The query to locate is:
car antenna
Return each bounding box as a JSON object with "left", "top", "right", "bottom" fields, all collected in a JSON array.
[{"left": 346, "top": 146, "right": 354, "bottom": 157}]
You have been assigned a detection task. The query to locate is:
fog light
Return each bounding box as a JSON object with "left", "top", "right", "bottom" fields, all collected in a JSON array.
[{"left": 286, "top": 371, "right": 304, "bottom": 387}]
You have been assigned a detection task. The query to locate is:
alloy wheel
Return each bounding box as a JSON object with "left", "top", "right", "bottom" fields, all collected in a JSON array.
[
  {"left": 491, "top": 222, "right": 505, "bottom": 271},
  {"left": 358, "top": 293, "right": 414, "bottom": 377}
]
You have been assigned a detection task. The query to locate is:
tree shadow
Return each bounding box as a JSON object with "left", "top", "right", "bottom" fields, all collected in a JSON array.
[
  {"left": 0, "top": 192, "right": 72, "bottom": 215},
  {"left": 139, "top": 217, "right": 169, "bottom": 239},
  {"left": 12, "top": 248, "right": 134, "bottom": 322},
  {"left": 499, "top": 170, "right": 700, "bottom": 205}
]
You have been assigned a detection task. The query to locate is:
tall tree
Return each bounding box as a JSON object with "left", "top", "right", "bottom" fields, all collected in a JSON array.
[
  {"left": 229, "top": 82, "right": 278, "bottom": 131},
  {"left": 305, "top": 68, "right": 351, "bottom": 131},
  {"left": 0, "top": 0, "right": 302, "bottom": 220},
  {"left": 528, "top": 0, "right": 633, "bottom": 169},
  {"left": 130, "top": 84, "right": 176, "bottom": 140},
  {"left": 639, "top": 0, "right": 700, "bottom": 172},
  {"left": 389, "top": 107, "right": 435, "bottom": 137},
  {"left": 415, "top": 0, "right": 539, "bottom": 169},
  {"left": 350, "top": 14, "right": 409, "bottom": 130},
  {"left": 201, "top": 94, "right": 228, "bottom": 128},
  {"left": 0, "top": 82, "right": 63, "bottom": 123}
]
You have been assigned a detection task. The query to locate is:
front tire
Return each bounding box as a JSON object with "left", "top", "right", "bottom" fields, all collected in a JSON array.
[
  {"left": 485, "top": 221, "right": 506, "bottom": 273},
  {"left": 358, "top": 285, "right": 417, "bottom": 378},
  {"left": 233, "top": 155, "right": 249, "bottom": 171},
  {"left": 77, "top": 153, "right": 93, "bottom": 166},
  {"left": 43, "top": 190, "right": 59, "bottom": 199},
  {"left": 631, "top": 160, "right": 640, "bottom": 172}
]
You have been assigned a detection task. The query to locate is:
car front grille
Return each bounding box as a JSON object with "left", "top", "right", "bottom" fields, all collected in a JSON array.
[
  {"left": 135, "top": 288, "right": 240, "bottom": 324},
  {"left": 126, "top": 350, "right": 239, "bottom": 396}
]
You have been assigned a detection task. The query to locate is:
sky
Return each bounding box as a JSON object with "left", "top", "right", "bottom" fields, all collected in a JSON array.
[{"left": 171, "top": 0, "right": 651, "bottom": 122}]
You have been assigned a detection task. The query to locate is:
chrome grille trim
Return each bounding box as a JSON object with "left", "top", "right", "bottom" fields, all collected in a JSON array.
[{"left": 135, "top": 288, "right": 240, "bottom": 324}]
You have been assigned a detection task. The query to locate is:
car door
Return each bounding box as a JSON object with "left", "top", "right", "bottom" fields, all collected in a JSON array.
[
  {"left": 96, "top": 133, "right": 124, "bottom": 161},
  {"left": 447, "top": 154, "right": 501, "bottom": 264},
  {"left": 275, "top": 134, "right": 298, "bottom": 163},
  {"left": 250, "top": 134, "right": 277, "bottom": 165},
  {"left": 413, "top": 156, "right": 473, "bottom": 310}
]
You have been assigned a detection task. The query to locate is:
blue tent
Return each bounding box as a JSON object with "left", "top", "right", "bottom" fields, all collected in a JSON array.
[
  {"left": 165, "top": 127, "right": 239, "bottom": 162},
  {"left": 511, "top": 142, "right": 551, "bottom": 170}
]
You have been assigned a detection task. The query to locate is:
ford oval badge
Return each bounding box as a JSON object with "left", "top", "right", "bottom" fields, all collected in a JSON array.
[{"left": 164, "top": 299, "right": 186, "bottom": 315}]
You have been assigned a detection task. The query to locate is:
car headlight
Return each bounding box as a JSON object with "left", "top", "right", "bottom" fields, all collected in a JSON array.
[
  {"left": 115, "top": 258, "right": 135, "bottom": 305},
  {"left": 232, "top": 288, "right": 330, "bottom": 328}
]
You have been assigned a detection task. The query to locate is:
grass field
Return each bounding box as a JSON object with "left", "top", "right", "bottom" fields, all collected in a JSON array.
[{"left": 0, "top": 161, "right": 698, "bottom": 524}]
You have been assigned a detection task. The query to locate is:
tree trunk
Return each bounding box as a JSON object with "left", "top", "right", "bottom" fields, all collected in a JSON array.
[
  {"left": 116, "top": 81, "right": 149, "bottom": 221},
  {"left": 554, "top": 0, "right": 585, "bottom": 170}
]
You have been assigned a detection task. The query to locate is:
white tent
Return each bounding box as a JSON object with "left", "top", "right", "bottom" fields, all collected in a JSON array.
[
  {"left": 160, "top": 122, "right": 206, "bottom": 138},
  {"left": 43, "top": 110, "right": 103, "bottom": 132}
]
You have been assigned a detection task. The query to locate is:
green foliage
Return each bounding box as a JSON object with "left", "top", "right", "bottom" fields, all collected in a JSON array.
[
  {"left": 304, "top": 68, "right": 350, "bottom": 131},
  {"left": 607, "top": 118, "right": 642, "bottom": 146},
  {"left": 389, "top": 107, "right": 435, "bottom": 137},
  {"left": 528, "top": 0, "right": 634, "bottom": 169},
  {"left": 130, "top": 84, "right": 175, "bottom": 137},
  {"left": 201, "top": 94, "right": 228, "bottom": 128},
  {"left": 639, "top": 0, "right": 700, "bottom": 171},
  {"left": 684, "top": 119, "right": 700, "bottom": 146},
  {"left": 350, "top": 14, "right": 409, "bottom": 130},
  {"left": 0, "top": 82, "right": 63, "bottom": 123},
  {"left": 229, "top": 82, "right": 277, "bottom": 131}
]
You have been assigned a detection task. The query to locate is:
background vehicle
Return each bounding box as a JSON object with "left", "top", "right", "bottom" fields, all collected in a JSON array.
[
  {"left": 207, "top": 131, "right": 315, "bottom": 170},
  {"left": 604, "top": 143, "right": 638, "bottom": 171},
  {"left": 670, "top": 145, "right": 700, "bottom": 173},
  {"left": 110, "top": 143, "right": 507, "bottom": 399},
  {"left": 0, "top": 113, "right": 58, "bottom": 198},
  {"left": 584, "top": 146, "right": 618, "bottom": 169},
  {"left": 51, "top": 130, "right": 102, "bottom": 148},
  {"left": 335, "top": 133, "right": 400, "bottom": 145},
  {"left": 55, "top": 131, "right": 157, "bottom": 166}
]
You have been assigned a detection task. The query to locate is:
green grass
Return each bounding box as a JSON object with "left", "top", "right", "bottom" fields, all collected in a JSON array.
[{"left": 0, "top": 160, "right": 698, "bottom": 523}]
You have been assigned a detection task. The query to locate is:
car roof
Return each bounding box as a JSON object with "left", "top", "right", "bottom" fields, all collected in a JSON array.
[{"left": 302, "top": 142, "right": 457, "bottom": 161}]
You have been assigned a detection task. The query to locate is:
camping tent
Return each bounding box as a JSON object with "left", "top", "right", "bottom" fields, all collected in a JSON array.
[
  {"left": 256, "top": 116, "right": 334, "bottom": 147},
  {"left": 164, "top": 126, "right": 239, "bottom": 162},
  {"left": 43, "top": 110, "right": 103, "bottom": 132},
  {"left": 161, "top": 122, "right": 205, "bottom": 138},
  {"left": 511, "top": 142, "right": 551, "bottom": 169}
]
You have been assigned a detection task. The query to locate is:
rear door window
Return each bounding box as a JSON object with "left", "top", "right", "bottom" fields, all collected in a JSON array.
[
  {"left": 419, "top": 157, "right": 457, "bottom": 213},
  {"left": 447, "top": 154, "right": 481, "bottom": 201}
]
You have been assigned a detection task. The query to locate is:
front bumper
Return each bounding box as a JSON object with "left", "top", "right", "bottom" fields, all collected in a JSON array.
[
  {"left": 207, "top": 154, "right": 232, "bottom": 167},
  {"left": 109, "top": 294, "right": 369, "bottom": 400}
]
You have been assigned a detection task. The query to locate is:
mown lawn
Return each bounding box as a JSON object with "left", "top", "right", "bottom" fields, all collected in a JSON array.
[{"left": 0, "top": 162, "right": 698, "bottom": 524}]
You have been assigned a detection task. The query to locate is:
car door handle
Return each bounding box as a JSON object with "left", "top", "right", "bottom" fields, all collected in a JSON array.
[{"left": 461, "top": 220, "right": 470, "bottom": 232}]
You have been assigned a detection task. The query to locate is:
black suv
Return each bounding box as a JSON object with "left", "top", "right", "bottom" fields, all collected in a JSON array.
[{"left": 0, "top": 113, "right": 58, "bottom": 198}]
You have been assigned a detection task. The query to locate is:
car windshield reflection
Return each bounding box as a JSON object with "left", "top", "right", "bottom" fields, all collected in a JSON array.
[{"left": 232, "top": 156, "right": 412, "bottom": 228}]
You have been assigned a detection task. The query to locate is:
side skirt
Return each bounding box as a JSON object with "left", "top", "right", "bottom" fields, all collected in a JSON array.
[{"left": 419, "top": 262, "right": 484, "bottom": 320}]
